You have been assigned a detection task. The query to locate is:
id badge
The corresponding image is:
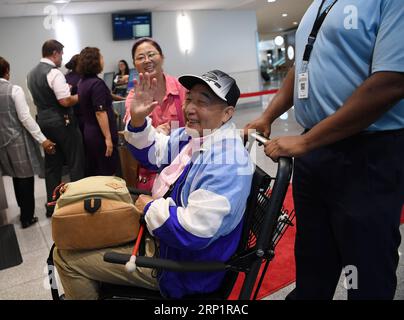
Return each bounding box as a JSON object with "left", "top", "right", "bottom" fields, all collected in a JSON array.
[{"left": 298, "top": 72, "right": 309, "bottom": 99}]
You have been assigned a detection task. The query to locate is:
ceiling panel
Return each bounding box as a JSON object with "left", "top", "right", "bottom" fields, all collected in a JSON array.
[{"left": 0, "top": 0, "right": 313, "bottom": 35}]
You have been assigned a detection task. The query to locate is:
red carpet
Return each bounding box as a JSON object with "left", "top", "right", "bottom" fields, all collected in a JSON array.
[
  {"left": 401, "top": 205, "right": 404, "bottom": 224},
  {"left": 229, "top": 187, "right": 404, "bottom": 300}
]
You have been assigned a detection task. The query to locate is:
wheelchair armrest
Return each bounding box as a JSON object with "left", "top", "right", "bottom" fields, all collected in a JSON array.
[
  {"left": 104, "top": 252, "right": 228, "bottom": 272},
  {"left": 104, "top": 252, "right": 130, "bottom": 265},
  {"left": 136, "top": 256, "right": 228, "bottom": 272},
  {"left": 127, "top": 187, "right": 152, "bottom": 196}
]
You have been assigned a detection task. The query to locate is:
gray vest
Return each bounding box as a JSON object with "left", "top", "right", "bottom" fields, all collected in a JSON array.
[
  {"left": 27, "top": 62, "right": 72, "bottom": 124},
  {"left": 0, "top": 81, "right": 23, "bottom": 148}
]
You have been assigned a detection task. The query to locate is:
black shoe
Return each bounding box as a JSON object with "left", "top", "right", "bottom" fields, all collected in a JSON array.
[
  {"left": 21, "top": 216, "right": 39, "bottom": 229},
  {"left": 46, "top": 204, "right": 54, "bottom": 218},
  {"left": 46, "top": 210, "right": 54, "bottom": 218}
]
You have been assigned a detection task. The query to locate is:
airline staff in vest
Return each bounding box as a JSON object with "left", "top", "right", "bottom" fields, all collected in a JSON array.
[
  {"left": 27, "top": 39, "right": 85, "bottom": 217},
  {"left": 245, "top": 0, "right": 404, "bottom": 299},
  {"left": 0, "top": 57, "right": 55, "bottom": 228}
]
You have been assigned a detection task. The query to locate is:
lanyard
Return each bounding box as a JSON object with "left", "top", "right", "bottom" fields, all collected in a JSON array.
[{"left": 303, "top": 0, "right": 338, "bottom": 63}]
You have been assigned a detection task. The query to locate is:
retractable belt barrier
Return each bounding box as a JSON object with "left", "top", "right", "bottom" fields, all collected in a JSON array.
[{"left": 239, "top": 89, "right": 279, "bottom": 99}]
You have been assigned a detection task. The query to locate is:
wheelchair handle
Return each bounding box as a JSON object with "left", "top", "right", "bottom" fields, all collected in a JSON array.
[
  {"left": 104, "top": 252, "right": 228, "bottom": 272},
  {"left": 250, "top": 132, "right": 269, "bottom": 144}
]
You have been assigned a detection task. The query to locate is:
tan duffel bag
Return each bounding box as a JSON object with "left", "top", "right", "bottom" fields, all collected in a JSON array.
[{"left": 52, "top": 176, "right": 141, "bottom": 250}]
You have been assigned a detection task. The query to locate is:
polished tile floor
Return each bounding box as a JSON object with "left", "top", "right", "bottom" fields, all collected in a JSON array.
[{"left": 0, "top": 90, "right": 403, "bottom": 300}]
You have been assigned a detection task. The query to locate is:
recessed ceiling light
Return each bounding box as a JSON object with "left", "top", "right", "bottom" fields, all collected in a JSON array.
[
  {"left": 293, "top": 21, "right": 299, "bottom": 25},
  {"left": 282, "top": 13, "right": 288, "bottom": 17},
  {"left": 267, "top": 0, "right": 276, "bottom": 2},
  {"left": 274, "top": 36, "right": 284, "bottom": 46},
  {"left": 287, "top": 46, "right": 295, "bottom": 60}
]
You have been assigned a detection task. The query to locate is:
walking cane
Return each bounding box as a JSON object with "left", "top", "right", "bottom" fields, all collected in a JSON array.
[{"left": 125, "top": 223, "right": 145, "bottom": 272}]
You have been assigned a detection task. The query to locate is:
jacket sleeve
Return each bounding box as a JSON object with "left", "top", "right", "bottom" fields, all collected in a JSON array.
[
  {"left": 124, "top": 117, "right": 171, "bottom": 171},
  {"left": 143, "top": 142, "right": 254, "bottom": 251}
]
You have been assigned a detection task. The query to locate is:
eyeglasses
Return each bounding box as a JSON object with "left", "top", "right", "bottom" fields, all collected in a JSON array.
[{"left": 134, "top": 51, "right": 160, "bottom": 63}]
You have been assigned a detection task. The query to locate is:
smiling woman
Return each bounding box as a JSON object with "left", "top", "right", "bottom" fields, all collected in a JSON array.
[{"left": 123, "top": 37, "right": 186, "bottom": 191}]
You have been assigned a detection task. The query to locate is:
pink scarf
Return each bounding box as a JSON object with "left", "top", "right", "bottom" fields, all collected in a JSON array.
[{"left": 151, "top": 136, "right": 204, "bottom": 199}]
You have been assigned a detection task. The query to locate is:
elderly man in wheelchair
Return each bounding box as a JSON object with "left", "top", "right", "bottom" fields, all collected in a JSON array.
[{"left": 52, "top": 69, "right": 258, "bottom": 299}]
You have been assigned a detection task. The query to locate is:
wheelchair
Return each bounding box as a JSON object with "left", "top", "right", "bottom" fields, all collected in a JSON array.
[{"left": 47, "top": 133, "right": 294, "bottom": 300}]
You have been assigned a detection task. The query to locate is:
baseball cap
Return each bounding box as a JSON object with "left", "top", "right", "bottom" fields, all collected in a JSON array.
[{"left": 178, "top": 70, "right": 240, "bottom": 107}]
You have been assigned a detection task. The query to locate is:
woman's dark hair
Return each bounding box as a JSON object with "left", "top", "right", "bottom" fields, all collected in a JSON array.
[
  {"left": 0, "top": 56, "right": 10, "bottom": 78},
  {"left": 131, "top": 37, "right": 164, "bottom": 60},
  {"left": 118, "top": 60, "right": 130, "bottom": 75},
  {"left": 65, "top": 54, "right": 80, "bottom": 71},
  {"left": 42, "top": 39, "right": 64, "bottom": 58},
  {"left": 77, "top": 47, "right": 102, "bottom": 76}
]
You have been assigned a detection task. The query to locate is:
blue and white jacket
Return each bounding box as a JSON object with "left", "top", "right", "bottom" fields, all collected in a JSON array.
[{"left": 124, "top": 118, "right": 254, "bottom": 298}]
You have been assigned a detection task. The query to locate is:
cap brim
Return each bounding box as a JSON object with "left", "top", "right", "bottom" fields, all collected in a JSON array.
[{"left": 178, "top": 74, "right": 227, "bottom": 104}]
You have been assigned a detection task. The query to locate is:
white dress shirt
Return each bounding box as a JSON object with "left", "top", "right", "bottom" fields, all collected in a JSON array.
[
  {"left": 0, "top": 78, "right": 46, "bottom": 144},
  {"left": 40, "top": 58, "right": 71, "bottom": 100}
]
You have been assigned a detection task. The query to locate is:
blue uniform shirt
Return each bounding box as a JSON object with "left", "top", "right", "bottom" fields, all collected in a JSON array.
[{"left": 294, "top": 0, "right": 404, "bottom": 131}]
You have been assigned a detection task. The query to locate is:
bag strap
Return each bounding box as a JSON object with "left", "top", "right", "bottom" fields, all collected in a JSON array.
[{"left": 47, "top": 182, "right": 66, "bottom": 207}]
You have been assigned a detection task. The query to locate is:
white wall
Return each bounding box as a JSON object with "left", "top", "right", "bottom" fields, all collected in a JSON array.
[
  {"left": 154, "top": 10, "right": 261, "bottom": 104},
  {"left": 0, "top": 9, "right": 260, "bottom": 109}
]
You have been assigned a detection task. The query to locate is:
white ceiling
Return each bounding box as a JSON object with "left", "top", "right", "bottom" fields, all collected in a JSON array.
[{"left": 0, "top": 0, "right": 313, "bottom": 35}]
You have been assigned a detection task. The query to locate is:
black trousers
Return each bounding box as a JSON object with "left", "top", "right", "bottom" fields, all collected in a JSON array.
[
  {"left": 39, "top": 120, "right": 85, "bottom": 211},
  {"left": 292, "top": 130, "right": 404, "bottom": 300},
  {"left": 12, "top": 177, "right": 35, "bottom": 223}
]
